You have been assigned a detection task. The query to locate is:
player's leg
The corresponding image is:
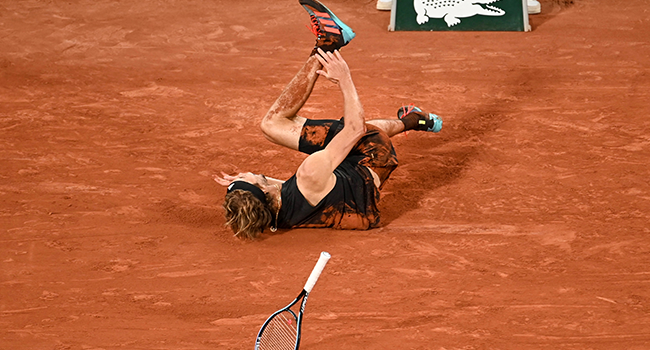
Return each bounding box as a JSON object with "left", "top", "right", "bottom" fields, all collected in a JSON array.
[
  {"left": 365, "top": 119, "right": 404, "bottom": 137},
  {"left": 260, "top": 0, "right": 356, "bottom": 151},
  {"left": 362, "top": 105, "right": 444, "bottom": 186},
  {"left": 367, "top": 105, "right": 443, "bottom": 137},
  {"left": 355, "top": 124, "right": 399, "bottom": 189},
  {"left": 260, "top": 56, "right": 320, "bottom": 151}
]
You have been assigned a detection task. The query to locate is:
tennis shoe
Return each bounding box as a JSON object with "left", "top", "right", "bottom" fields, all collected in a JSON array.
[
  {"left": 398, "top": 104, "right": 443, "bottom": 133},
  {"left": 300, "top": 0, "right": 356, "bottom": 55}
]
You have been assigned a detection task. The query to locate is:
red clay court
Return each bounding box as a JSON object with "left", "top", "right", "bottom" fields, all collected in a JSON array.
[{"left": 1, "top": 0, "right": 649, "bottom": 349}]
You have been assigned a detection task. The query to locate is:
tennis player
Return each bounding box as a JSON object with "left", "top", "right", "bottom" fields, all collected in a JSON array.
[{"left": 213, "top": 0, "right": 442, "bottom": 239}]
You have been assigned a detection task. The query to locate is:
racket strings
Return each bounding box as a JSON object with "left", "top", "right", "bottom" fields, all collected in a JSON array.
[{"left": 258, "top": 311, "right": 298, "bottom": 350}]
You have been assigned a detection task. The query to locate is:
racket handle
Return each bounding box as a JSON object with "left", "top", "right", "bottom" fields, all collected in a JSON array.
[{"left": 303, "top": 251, "right": 331, "bottom": 293}]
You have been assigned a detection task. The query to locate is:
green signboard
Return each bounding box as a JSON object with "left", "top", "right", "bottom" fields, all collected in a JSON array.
[{"left": 389, "top": 0, "right": 530, "bottom": 31}]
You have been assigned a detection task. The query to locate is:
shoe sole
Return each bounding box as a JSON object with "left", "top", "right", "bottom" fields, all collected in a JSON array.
[
  {"left": 300, "top": 0, "right": 356, "bottom": 44},
  {"left": 397, "top": 105, "right": 422, "bottom": 119}
]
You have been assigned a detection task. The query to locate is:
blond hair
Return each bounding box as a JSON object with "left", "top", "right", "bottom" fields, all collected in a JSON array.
[{"left": 223, "top": 189, "right": 275, "bottom": 239}]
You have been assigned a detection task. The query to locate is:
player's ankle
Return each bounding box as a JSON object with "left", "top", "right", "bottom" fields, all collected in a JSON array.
[{"left": 399, "top": 112, "right": 421, "bottom": 131}]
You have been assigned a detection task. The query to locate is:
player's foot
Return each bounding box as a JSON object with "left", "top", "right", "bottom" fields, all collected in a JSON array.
[
  {"left": 397, "top": 104, "right": 443, "bottom": 133},
  {"left": 300, "top": 0, "right": 356, "bottom": 55}
]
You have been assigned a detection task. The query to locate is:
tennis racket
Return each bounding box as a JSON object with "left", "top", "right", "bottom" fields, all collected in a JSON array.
[{"left": 254, "top": 251, "right": 331, "bottom": 350}]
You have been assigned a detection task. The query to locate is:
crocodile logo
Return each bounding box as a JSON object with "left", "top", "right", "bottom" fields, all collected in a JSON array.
[{"left": 414, "top": 0, "right": 505, "bottom": 27}]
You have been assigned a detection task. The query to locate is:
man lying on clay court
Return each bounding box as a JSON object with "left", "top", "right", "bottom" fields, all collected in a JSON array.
[{"left": 213, "top": 0, "right": 443, "bottom": 239}]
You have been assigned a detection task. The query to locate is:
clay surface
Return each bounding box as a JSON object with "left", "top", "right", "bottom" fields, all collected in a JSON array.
[{"left": 2, "top": 0, "right": 649, "bottom": 349}]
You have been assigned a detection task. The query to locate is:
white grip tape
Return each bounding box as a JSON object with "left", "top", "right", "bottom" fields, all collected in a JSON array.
[{"left": 303, "top": 251, "right": 331, "bottom": 293}]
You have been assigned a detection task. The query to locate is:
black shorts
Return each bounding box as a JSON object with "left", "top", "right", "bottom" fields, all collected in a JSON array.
[{"left": 298, "top": 118, "right": 399, "bottom": 187}]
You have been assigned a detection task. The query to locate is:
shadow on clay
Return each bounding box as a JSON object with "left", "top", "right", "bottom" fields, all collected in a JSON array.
[
  {"left": 158, "top": 198, "right": 223, "bottom": 229},
  {"left": 380, "top": 69, "right": 544, "bottom": 225},
  {"left": 529, "top": 0, "right": 576, "bottom": 30}
]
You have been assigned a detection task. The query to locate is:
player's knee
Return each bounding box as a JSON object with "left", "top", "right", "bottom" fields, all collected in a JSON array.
[{"left": 260, "top": 117, "right": 275, "bottom": 138}]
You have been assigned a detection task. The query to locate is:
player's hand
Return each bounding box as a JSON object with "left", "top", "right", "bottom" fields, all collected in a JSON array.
[
  {"left": 315, "top": 48, "right": 351, "bottom": 85},
  {"left": 213, "top": 172, "right": 237, "bottom": 186}
]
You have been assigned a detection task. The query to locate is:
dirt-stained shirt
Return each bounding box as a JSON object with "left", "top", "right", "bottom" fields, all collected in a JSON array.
[
  {"left": 277, "top": 155, "right": 380, "bottom": 230},
  {"left": 276, "top": 119, "right": 399, "bottom": 230}
]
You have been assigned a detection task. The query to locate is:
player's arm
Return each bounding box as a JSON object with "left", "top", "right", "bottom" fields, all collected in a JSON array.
[
  {"left": 296, "top": 49, "right": 366, "bottom": 205},
  {"left": 212, "top": 172, "right": 285, "bottom": 187}
]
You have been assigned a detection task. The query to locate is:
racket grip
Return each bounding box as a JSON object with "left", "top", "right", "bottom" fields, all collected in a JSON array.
[{"left": 303, "top": 251, "right": 331, "bottom": 293}]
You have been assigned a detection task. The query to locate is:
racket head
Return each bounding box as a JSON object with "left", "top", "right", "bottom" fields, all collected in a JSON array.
[
  {"left": 255, "top": 252, "right": 330, "bottom": 349},
  {"left": 255, "top": 308, "right": 300, "bottom": 350}
]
